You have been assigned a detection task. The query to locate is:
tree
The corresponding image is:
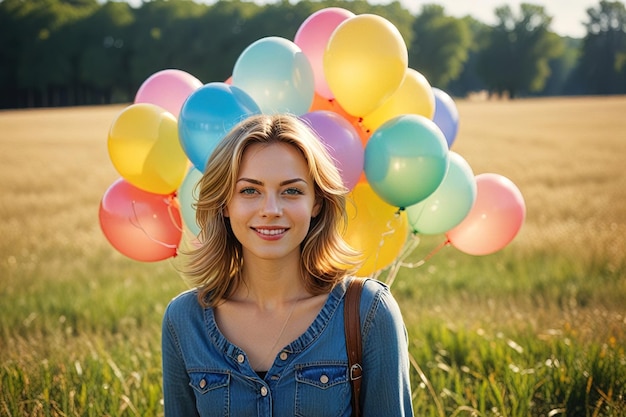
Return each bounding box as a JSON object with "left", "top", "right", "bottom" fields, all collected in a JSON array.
[
  {"left": 129, "top": 0, "right": 207, "bottom": 91},
  {"left": 577, "top": 0, "right": 626, "bottom": 94},
  {"left": 408, "top": 4, "right": 472, "bottom": 88},
  {"left": 477, "top": 3, "right": 563, "bottom": 98},
  {"left": 447, "top": 16, "right": 490, "bottom": 96},
  {"left": 76, "top": 1, "right": 135, "bottom": 104},
  {"left": 541, "top": 37, "right": 581, "bottom": 96}
]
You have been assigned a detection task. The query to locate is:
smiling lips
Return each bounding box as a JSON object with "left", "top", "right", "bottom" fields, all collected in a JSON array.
[{"left": 253, "top": 227, "right": 288, "bottom": 239}]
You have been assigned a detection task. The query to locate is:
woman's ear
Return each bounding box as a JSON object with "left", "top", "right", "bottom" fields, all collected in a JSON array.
[
  {"left": 223, "top": 206, "right": 230, "bottom": 218},
  {"left": 311, "top": 197, "right": 322, "bottom": 218}
]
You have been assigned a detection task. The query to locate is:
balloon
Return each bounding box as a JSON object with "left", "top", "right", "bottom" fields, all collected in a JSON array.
[
  {"left": 294, "top": 7, "right": 355, "bottom": 99},
  {"left": 364, "top": 114, "right": 449, "bottom": 209},
  {"left": 324, "top": 14, "right": 408, "bottom": 117},
  {"left": 99, "top": 178, "right": 182, "bottom": 262},
  {"left": 232, "top": 36, "right": 315, "bottom": 115},
  {"left": 300, "top": 110, "right": 364, "bottom": 190},
  {"left": 406, "top": 152, "right": 476, "bottom": 234},
  {"left": 178, "top": 82, "right": 261, "bottom": 171},
  {"left": 178, "top": 167, "right": 203, "bottom": 236},
  {"left": 309, "top": 93, "right": 371, "bottom": 144},
  {"left": 432, "top": 88, "right": 460, "bottom": 148},
  {"left": 343, "top": 183, "right": 409, "bottom": 276},
  {"left": 108, "top": 103, "right": 188, "bottom": 195},
  {"left": 134, "top": 69, "right": 203, "bottom": 118},
  {"left": 446, "top": 173, "right": 526, "bottom": 256},
  {"left": 362, "top": 68, "right": 435, "bottom": 132}
]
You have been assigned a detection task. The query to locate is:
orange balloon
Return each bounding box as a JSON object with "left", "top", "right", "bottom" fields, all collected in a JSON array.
[
  {"left": 99, "top": 178, "right": 182, "bottom": 262},
  {"left": 343, "top": 182, "right": 409, "bottom": 276},
  {"left": 362, "top": 68, "right": 435, "bottom": 132}
]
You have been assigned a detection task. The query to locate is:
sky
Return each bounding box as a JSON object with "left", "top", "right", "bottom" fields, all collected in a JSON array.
[
  {"left": 123, "top": 0, "right": 601, "bottom": 38},
  {"left": 368, "top": 0, "right": 598, "bottom": 38}
]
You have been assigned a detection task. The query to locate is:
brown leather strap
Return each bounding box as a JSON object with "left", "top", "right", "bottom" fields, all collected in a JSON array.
[{"left": 344, "top": 277, "right": 365, "bottom": 417}]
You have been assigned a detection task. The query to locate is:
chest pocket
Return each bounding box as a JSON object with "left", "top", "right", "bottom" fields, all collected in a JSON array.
[
  {"left": 189, "top": 371, "right": 229, "bottom": 411},
  {"left": 295, "top": 364, "right": 350, "bottom": 417}
]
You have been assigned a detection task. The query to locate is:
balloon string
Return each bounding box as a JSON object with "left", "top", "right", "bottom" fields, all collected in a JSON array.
[
  {"left": 398, "top": 237, "right": 450, "bottom": 269},
  {"left": 167, "top": 195, "right": 184, "bottom": 233},
  {"left": 129, "top": 200, "right": 178, "bottom": 249},
  {"left": 369, "top": 219, "right": 398, "bottom": 281},
  {"left": 384, "top": 233, "right": 420, "bottom": 287}
]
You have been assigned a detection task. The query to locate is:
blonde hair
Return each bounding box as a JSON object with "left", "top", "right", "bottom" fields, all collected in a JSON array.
[{"left": 182, "top": 114, "right": 362, "bottom": 307}]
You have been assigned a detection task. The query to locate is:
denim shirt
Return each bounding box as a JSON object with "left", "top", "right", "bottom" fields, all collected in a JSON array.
[{"left": 162, "top": 278, "right": 414, "bottom": 416}]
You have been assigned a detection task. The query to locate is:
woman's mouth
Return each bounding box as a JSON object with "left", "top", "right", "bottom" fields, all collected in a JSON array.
[{"left": 253, "top": 227, "right": 287, "bottom": 237}]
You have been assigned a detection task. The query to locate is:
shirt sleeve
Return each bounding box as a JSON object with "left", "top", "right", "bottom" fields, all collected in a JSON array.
[
  {"left": 359, "top": 281, "right": 414, "bottom": 417},
  {"left": 162, "top": 303, "right": 201, "bottom": 417}
]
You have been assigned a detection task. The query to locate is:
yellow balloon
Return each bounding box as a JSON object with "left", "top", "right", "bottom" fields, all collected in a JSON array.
[
  {"left": 362, "top": 68, "right": 435, "bottom": 132},
  {"left": 343, "top": 182, "right": 409, "bottom": 276},
  {"left": 324, "top": 14, "right": 408, "bottom": 117},
  {"left": 108, "top": 103, "right": 188, "bottom": 195}
]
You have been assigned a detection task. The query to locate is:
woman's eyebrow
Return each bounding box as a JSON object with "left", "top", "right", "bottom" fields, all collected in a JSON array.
[{"left": 236, "top": 177, "right": 308, "bottom": 186}]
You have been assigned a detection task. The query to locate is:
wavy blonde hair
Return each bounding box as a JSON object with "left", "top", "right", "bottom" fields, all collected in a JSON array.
[{"left": 182, "top": 114, "right": 362, "bottom": 307}]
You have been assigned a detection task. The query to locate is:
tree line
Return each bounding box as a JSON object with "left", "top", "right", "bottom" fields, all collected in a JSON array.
[{"left": 1, "top": 0, "right": 625, "bottom": 109}]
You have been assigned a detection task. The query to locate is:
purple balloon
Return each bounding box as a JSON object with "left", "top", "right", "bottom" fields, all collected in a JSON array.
[
  {"left": 300, "top": 110, "right": 364, "bottom": 190},
  {"left": 432, "top": 88, "right": 460, "bottom": 148}
]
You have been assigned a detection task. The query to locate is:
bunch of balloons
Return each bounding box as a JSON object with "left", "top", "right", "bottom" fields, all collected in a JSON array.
[{"left": 99, "top": 7, "right": 526, "bottom": 275}]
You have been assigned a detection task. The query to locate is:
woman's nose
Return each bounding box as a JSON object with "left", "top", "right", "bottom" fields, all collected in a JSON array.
[{"left": 261, "top": 194, "right": 282, "bottom": 216}]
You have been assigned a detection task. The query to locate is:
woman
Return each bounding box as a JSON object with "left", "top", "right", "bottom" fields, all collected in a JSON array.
[{"left": 162, "top": 114, "right": 413, "bottom": 416}]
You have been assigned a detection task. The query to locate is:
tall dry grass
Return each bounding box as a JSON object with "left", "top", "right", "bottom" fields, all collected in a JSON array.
[{"left": 1, "top": 97, "right": 625, "bottom": 416}]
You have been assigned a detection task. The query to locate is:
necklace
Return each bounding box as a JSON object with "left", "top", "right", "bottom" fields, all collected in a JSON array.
[{"left": 257, "top": 300, "right": 299, "bottom": 370}]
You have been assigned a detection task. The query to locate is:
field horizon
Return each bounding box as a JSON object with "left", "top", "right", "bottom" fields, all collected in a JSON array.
[{"left": 1, "top": 96, "right": 625, "bottom": 416}]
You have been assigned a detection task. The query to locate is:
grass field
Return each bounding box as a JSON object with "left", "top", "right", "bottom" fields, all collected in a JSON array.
[{"left": 1, "top": 97, "right": 625, "bottom": 416}]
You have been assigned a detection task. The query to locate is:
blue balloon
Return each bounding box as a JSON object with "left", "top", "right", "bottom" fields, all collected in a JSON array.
[
  {"left": 233, "top": 36, "right": 315, "bottom": 115},
  {"left": 178, "top": 82, "right": 261, "bottom": 171},
  {"left": 178, "top": 167, "right": 203, "bottom": 236},
  {"left": 364, "top": 114, "right": 449, "bottom": 209},
  {"left": 432, "top": 88, "right": 459, "bottom": 148}
]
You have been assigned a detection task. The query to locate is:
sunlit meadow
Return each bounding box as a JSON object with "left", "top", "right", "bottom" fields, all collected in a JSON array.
[{"left": 1, "top": 97, "right": 625, "bottom": 416}]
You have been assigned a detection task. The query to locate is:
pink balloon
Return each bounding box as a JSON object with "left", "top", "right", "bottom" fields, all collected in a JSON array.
[
  {"left": 294, "top": 7, "right": 354, "bottom": 99},
  {"left": 300, "top": 110, "right": 364, "bottom": 190},
  {"left": 99, "top": 178, "right": 182, "bottom": 262},
  {"left": 135, "top": 69, "right": 203, "bottom": 118},
  {"left": 446, "top": 173, "right": 525, "bottom": 256}
]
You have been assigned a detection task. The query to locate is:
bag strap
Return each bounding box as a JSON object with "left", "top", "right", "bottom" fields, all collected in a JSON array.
[{"left": 344, "top": 277, "right": 365, "bottom": 417}]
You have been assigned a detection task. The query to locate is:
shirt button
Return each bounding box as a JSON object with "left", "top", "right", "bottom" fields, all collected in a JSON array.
[
  {"left": 260, "top": 386, "right": 268, "bottom": 397},
  {"left": 279, "top": 351, "right": 288, "bottom": 361},
  {"left": 199, "top": 379, "right": 207, "bottom": 389},
  {"left": 320, "top": 374, "right": 329, "bottom": 384},
  {"left": 236, "top": 354, "right": 245, "bottom": 364}
]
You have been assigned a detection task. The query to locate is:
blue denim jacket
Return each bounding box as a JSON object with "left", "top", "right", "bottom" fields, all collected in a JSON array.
[{"left": 162, "top": 278, "right": 414, "bottom": 416}]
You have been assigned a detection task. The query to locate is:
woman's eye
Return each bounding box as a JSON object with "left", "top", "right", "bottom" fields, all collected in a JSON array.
[
  {"left": 283, "top": 187, "right": 304, "bottom": 196},
  {"left": 240, "top": 187, "right": 258, "bottom": 195}
]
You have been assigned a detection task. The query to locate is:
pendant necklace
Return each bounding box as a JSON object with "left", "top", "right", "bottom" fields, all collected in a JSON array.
[{"left": 257, "top": 299, "right": 299, "bottom": 370}]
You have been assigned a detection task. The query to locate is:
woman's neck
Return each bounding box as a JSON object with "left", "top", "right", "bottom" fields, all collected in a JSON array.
[{"left": 235, "top": 257, "right": 309, "bottom": 311}]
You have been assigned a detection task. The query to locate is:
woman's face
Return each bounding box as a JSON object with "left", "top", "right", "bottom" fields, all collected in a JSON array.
[{"left": 224, "top": 142, "right": 321, "bottom": 263}]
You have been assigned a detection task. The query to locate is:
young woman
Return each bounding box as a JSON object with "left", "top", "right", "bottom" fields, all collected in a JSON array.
[{"left": 162, "top": 114, "right": 414, "bottom": 416}]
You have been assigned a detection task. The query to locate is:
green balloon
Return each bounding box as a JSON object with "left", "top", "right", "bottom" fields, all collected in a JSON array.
[
  {"left": 364, "top": 114, "right": 449, "bottom": 209},
  {"left": 406, "top": 151, "right": 477, "bottom": 234}
]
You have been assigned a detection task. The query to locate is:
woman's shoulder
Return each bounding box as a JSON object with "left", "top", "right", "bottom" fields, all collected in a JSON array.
[
  {"left": 164, "top": 288, "right": 204, "bottom": 319},
  {"left": 352, "top": 277, "right": 392, "bottom": 303},
  {"left": 349, "top": 277, "right": 404, "bottom": 331}
]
